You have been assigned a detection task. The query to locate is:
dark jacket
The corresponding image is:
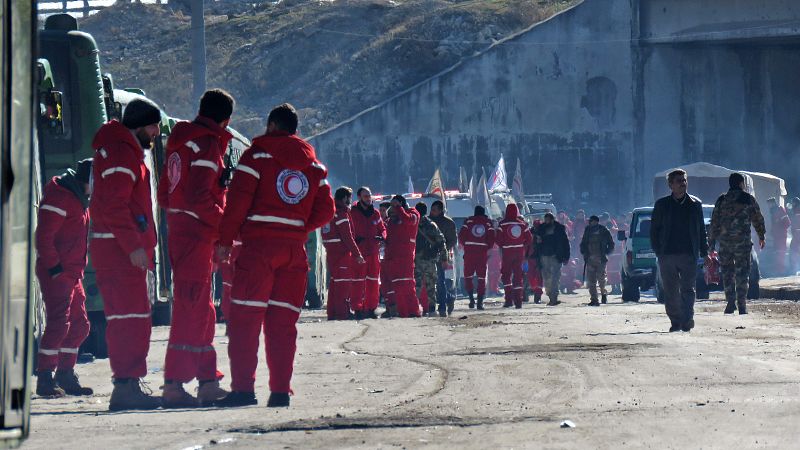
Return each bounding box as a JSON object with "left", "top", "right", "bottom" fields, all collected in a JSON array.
[
  {"left": 579, "top": 224, "right": 614, "bottom": 262},
  {"left": 650, "top": 193, "right": 708, "bottom": 259},
  {"left": 535, "top": 221, "right": 571, "bottom": 263},
  {"left": 430, "top": 214, "right": 457, "bottom": 252}
]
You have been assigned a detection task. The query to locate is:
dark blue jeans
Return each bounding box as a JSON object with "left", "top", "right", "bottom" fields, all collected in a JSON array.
[{"left": 436, "top": 263, "right": 455, "bottom": 311}]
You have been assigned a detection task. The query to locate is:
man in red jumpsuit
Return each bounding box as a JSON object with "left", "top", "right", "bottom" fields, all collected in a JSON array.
[
  {"left": 323, "top": 187, "right": 365, "bottom": 320},
  {"left": 215, "top": 103, "right": 334, "bottom": 408},
  {"left": 526, "top": 219, "right": 545, "bottom": 304},
  {"left": 35, "top": 159, "right": 94, "bottom": 398},
  {"left": 384, "top": 195, "right": 421, "bottom": 318},
  {"left": 767, "top": 197, "right": 790, "bottom": 276},
  {"left": 350, "top": 187, "right": 386, "bottom": 319},
  {"left": 89, "top": 98, "right": 162, "bottom": 411},
  {"left": 458, "top": 205, "right": 495, "bottom": 310},
  {"left": 157, "top": 89, "right": 234, "bottom": 408},
  {"left": 495, "top": 204, "right": 532, "bottom": 309}
]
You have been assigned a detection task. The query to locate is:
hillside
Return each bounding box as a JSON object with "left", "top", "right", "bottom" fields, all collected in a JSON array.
[{"left": 80, "top": 0, "right": 578, "bottom": 138}]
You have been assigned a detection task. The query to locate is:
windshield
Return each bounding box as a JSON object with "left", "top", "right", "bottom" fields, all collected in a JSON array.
[{"left": 632, "top": 213, "right": 652, "bottom": 238}]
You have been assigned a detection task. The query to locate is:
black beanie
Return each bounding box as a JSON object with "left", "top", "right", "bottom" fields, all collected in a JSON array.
[
  {"left": 122, "top": 98, "right": 161, "bottom": 129},
  {"left": 74, "top": 158, "right": 93, "bottom": 184}
]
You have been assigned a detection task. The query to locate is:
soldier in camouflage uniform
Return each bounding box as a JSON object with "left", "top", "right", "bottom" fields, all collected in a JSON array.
[
  {"left": 579, "top": 215, "right": 615, "bottom": 306},
  {"left": 413, "top": 202, "right": 448, "bottom": 316},
  {"left": 708, "top": 173, "right": 766, "bottom": 315}
]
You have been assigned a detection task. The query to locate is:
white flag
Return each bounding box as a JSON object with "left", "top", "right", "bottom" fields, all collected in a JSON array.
[
  {"left": 478, "top": 172, "right": 492, "bottom": 208},
  {"left": 512, "top": 157, "right": 525, "bottom": 203},
  {"left": 459, "top": 167, "right": 468, "bottom": 192},
  {"left": 425, "top": 168, "right": 446, "bottom": 202},
  {"left": 407, "top": 175, "right": 414, "bottom": 194},
  {"left": 488, "top": 154, "right": 507, "bottom": 193},
  {"left": 468, "top": 174, "right": 476, "bottom": 199}
]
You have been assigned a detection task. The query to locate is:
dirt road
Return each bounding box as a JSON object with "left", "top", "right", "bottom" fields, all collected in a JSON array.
[{"left": 26, "top": 290, "right": 800, "bottom": 449}]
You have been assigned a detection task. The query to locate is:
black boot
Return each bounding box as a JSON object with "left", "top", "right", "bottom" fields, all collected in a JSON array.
[
  {"left": 447, "top": 300, "right": 455, "bottom": 315},
  {"left": 267, "top": 392, "right": 290, "bottom": 407},
  {"left": 477, "top": 295, "right": 484, "bottom": 310},
  {"left": 214, "top": 391, "right": 257, "bottom": 408},
  {"left": 468, "top": 293, "right": 475, "bottom": 309},
  {"left": 36, "top": 370, "right": 65, "bottom": 398},
  {"left": 55, "top": 369, "right": 93, "bottom": 396},
  {"left": 737, "top": 300, "right": 748, "bottom": 315},
  {"left": 724, "top": 300, "right": 737, "bottom": 314},
  {"left": 533, "top": 293, "right": 542, "bottom": 304},
  {"left": 601, "top": 294, "right": 608, "bottom": 304},
  {"left": 588, "top": 299, "right": 600, "bottom": 307}
]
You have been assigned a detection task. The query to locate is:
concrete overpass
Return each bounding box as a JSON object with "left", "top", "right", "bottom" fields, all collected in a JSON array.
[{"left": 311, "top": 0, "right": 800, "bottom": 213}]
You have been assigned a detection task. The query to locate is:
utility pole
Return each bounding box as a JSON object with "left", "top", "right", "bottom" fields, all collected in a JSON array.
[{"left": 191, "top": 0, "right": 207, "bottom": 102}]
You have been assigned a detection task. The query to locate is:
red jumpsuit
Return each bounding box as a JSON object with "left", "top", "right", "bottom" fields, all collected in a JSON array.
[
  {"left": 526, "top": 223, "right": 544, "bottom": 298},
  {"left": 495, "top": 204, "right": 532, "bottom": 307},
  {"left": 458, "top": 214, "right": 495, "bottom": 297},
  {"left": 350, "top": 202, "right": 386, "bottom": 313},
  {"left": 89, "top": 120, "right": 157, "bottom": 379},
  {"left": 384, "top": 207, "right": 421, "bottom": 318},
  {"left": 157, "top": 116, "right": 232, "bottom": 383},
  {"left": 322, "top": 208, "right": 363, "bottom": 320},
  {"left": 219, "top": 131, "right": 334, "bottom": 394},
  {"left": 35, "top": 176, "right": 90, "bottom": 372}
]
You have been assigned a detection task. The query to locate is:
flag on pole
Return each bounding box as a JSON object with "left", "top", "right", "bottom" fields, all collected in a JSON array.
[
  {"left": 425, "top": 168, "right": 447, "bottom": 209},
  {"left": 407, "top": 175, "right": 414, "bottom": 194},
  {"left": 459, "top": 167, "right": 469, "bottom": 192},
  {"left": 488, "top": 154, "right": 508, "bottom": 193},
  {"left": 512, "top": 157, "right": 526, "bottom": 203},
  {"left": 478, "top": 172, "right": 492, "bottom": 208},
  {"left": 468, "top": 174, "right": 476, "bottom": 199}
]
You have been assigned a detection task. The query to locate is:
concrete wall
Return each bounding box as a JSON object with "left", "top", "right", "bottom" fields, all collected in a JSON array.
[
  {"left": 312, "top": 0, "right": 800, "bottom": 213},
  {"left": 311, "top": 0, "right": 636, "bottom": 213}
]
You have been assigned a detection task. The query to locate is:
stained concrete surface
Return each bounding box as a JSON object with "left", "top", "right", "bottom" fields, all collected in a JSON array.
[{"left": 25, "top": 288, "right": 800, "bottom": 449}]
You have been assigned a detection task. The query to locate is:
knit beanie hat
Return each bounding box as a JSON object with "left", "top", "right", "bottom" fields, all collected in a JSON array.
[
  {"left": 122, "top": 98, "right": 161, "bottom": 129},
  {"left": 74, "top": 158, "right": 93, "bottom": 184}
]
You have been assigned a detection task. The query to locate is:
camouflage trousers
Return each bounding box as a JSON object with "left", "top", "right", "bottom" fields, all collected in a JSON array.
[
  {"left": 540, "top": 255, "right": 562, "bottom": 299},
  {"left": 415, "top": 258, "right": 438, "bottom": 311},
  {"left": 719, "top": 242, "right": 751, "bottom": 302},
  {"left": 585, "top": 255, "right": 607, "bottom": 301}
]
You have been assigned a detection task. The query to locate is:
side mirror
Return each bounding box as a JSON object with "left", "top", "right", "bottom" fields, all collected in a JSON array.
[{"left": 617, "top": 230, "right": 627, "bottom": 241}]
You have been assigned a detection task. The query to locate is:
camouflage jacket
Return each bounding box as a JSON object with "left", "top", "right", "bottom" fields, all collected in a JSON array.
[
  {"left": 416, "top": 216, "right": 446, "bottom": 261},
  {"left": 579, "top": 224, "right": 614, "bottom": 260},
  {"left": 708, "top": 188, "right": 766, "bottom": 247}
]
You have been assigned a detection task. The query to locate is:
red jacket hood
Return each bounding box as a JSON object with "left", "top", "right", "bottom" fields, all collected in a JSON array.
[
  {"left": 167, "top": 116, "right": 232, "bottom": 152},
  {"left": 504, "top": 203, "right": 519, "bottom": 220},
  {"left": 251, "top": 131, "right": 316, "bottom": 170},
  {"left": 92, "top": 120, "right": 142, "bottom": 157}
]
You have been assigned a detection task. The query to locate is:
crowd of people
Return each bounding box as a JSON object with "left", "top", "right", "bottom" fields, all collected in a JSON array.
[{"left": 30, "top": 87, "right": 786, "bottom": 413}]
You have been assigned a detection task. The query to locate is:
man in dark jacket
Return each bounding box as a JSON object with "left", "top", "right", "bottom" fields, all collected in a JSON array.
[
  {"left": 535, "top": 213, "right": 570, "bottom": 306},
  {"left": 650, "top": 169, "right": 710, "bottom": 332},
  {"left": 430, "top": 200, "right": 457, "bottom": 315},
  {"left": 580, "top": 215, "right": 614, "bottom": 306}
]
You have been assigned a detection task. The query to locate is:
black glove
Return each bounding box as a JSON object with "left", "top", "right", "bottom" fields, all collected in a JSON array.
[
  {"left": 219, "top": 165, "right": 234, "bottom": 188},
  {"left": 48, "top": 264, "right": 63, "bottom": 278}
]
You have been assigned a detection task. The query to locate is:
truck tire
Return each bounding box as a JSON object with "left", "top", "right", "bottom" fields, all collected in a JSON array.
[
  {"left": 621, "top": 273, "right": 640, "bottom": 302},
  {"left": 748, "top": 252, "right": 760, "bottom": 300},
  {"left": 152, "top": 299, "right": 172, "bottom": 326},
  {"left": 80, "top": 311, "right": 108, "bottom": 359}
]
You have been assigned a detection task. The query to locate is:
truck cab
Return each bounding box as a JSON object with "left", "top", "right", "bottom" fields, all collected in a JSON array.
[{"left": 619, "top": 207, "right": 656, "bottom": 302}]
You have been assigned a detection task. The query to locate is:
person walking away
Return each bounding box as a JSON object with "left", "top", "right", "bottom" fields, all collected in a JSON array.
[
  {"left": 535, "top": 213, "right": 570, "bottom": 306},
  {"left": 429, "top": 200, "right": 457, "bottom": 315},
  {"left": 458, "top": 206, "right": 495, "bottom": 310},
  {"left": 322, "top": 187, "right": 365, "bottom": 320},
  {"left": 708, "top": 173, "right": 766, "bottom": 315},
  {"left": 580, "top": 215, "right": 614, "bottom": 306},
  {"left": 35, "top": 159, "right": 94, "bottom": 397},
  {"left": 89, "top": 99, "right": 162, "bottom": 410},
  {"left": 384, "top": 195, "right": 421, "bottom": 318},
  {"left": 215, "top": 103, "right": 334, "bottom": 408},
  {"left": 157, "top": 89, "right": 234, "bottom": 408},
  {"left": 789, "top": 197, "right": 800, "bottom": 274},
  {"left": 495, "top": 204, "right": 532, "bottom": 309},
  {"left": 650, "top": 169, "right": 710, "bottom": 332},
  {"left": 525, "top": 219, "right": 544, "bottom": 304},
  {"left": 350, "top": 187, "right": 386, "bottom": 319},
  {"left": 414, "top": 202, "right": 447, "bottom": 316},
  {"left": 766, "top": 197, "right": 790, "bottom": 276}
]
